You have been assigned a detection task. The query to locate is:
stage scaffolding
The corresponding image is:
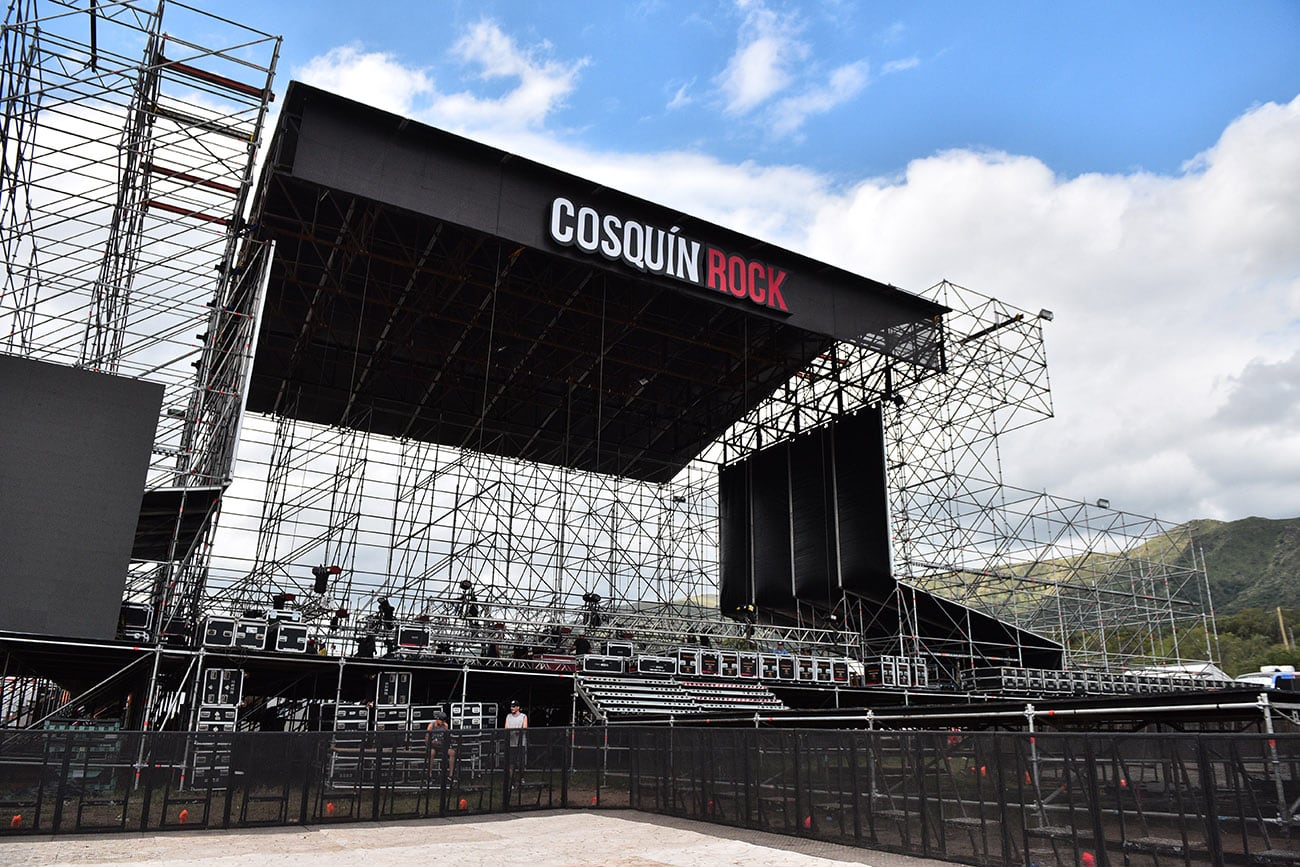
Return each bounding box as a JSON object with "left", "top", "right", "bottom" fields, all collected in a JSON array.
[
  {"left": 0, "top": 3, "right": 1215, "bottom": 679},
  {"left": 207, "top": 278, "right": 1216, "bottom": 675},
  {"left": 0, "top": 1, "right": 280, "bottom": 632}
]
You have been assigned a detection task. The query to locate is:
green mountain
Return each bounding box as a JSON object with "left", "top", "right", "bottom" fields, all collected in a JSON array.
[
  {"left": 1184, "top": 516, "right": 1300, "bottom": 614},
  {"left": 1174, "top": 516, "right": 1300, "bottom": 676}
]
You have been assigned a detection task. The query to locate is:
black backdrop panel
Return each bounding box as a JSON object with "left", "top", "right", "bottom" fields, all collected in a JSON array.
[
  {"left": 717, "top": 461, "right": 751, "bottom": 616},
  {"left": 751, "top": 443, "right": 794, "bottom": 614},
  {"left": 0, "top": 355, "right": 162, "bottom": 639},
  {"left": 833, "top": 407, "right": 895, "bottom": 602},
  {"left": 790, "top": 430, "right": 835, "bottom": 606}
]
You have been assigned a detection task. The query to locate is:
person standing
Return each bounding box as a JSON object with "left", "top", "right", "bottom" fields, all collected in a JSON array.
[
  {"left": 502, "top": 699, "right": 529, "bottom": 789},
  {"left": 425, "top": 710, "right": 457, "bottom": 780},
  {"left": 503, "top": 699, "right": 528, "bottom": 742}
]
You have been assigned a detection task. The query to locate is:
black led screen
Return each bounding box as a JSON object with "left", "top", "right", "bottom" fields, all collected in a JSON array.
[{"left": 0, "top": 355, "right": 161, "bottom": 639}]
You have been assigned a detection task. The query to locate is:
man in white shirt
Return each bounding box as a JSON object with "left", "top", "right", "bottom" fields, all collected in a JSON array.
[
  {"left": 504, "top": 700, "right": 527, "bottom": 733},
  {"left": 502, "top": 700, "right": 529, "bottom": 785}
]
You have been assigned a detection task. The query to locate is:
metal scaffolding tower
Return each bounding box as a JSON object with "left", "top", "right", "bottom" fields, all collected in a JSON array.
[
  {"left": 0, "top": 0, "right": 281, "bottom": 634},
  {"left": 880, "top": 282, "right": 1214, "bottom": 676}
]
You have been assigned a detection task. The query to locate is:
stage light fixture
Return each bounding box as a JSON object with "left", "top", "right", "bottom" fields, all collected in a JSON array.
[
  {"left": 582, "top": 591, "right": 603, "bottom": 627},
  {"left": 312, "top": 565, "right": 330, "bottom": 594},
  {"left": 1038, "top": 309, "right": 1054, "bottom": 321},
  {"left": 1096, "top": 498, "right": 1110, "bottom": 509}
]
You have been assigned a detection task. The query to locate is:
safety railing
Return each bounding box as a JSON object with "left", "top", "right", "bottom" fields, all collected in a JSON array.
[{"left": 3, "top": 726, "right": 1298, "bottom": 866}]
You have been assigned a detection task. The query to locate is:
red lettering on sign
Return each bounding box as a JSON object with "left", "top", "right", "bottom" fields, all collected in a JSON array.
[
  {"left": 747, "top": 261, "right": 767, "bottom": 305},
  {"left": 705, "top": 247, "right": 727, "bottom": 293},
  {"left": 766, "top": 266, "right": 788, "bottom": 312},
  {"left": 727, "top": 255, "right": 747, "bottom": 299}
]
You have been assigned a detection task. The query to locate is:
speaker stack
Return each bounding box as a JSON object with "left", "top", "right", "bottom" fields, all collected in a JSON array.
[
  {"left": 192, "top": 667, "right": 242, "bottom": 788},
  {"left": 374, "top": 671, "right": 412, "bottom": 732},
  {"left": 450, "top": 701, "right": 496, "bottom": 776}
]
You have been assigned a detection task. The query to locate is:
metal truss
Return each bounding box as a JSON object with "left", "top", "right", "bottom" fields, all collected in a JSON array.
[
  {"left": 211, "top": 423, "right": 722, "bottom": 634},
  {"left": 1, "top": 1, "right": 280, "bottom": 624},
  {"left": 882, "top": 281, "right": 1215, "bottom": 676}
]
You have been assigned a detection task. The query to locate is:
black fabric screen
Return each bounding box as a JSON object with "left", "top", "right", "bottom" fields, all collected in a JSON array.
[
  {"left": 833, "top": 408, "right": 895, "bottom": 603},
  {"left": 751, "top": 443, "right": 794, "bottom": 615},
  {"left": 717, "top": 407, "right": 1058, "bottom": 660},
  {"left": 789, "top": 429, "right": 835, "bottom": 606},
  {"left": 718, "top": 407, "right": 893, "bottom": 622},
  {"left": 717, "top": 461, "right": 751, "bottom": 616}
]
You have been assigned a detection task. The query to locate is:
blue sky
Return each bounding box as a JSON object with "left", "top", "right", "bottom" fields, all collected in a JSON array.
[
  {"left": 225, "top": 0, "right": 1300, "bottom": 521},
  {"left": 241, "top": 1, "right": 1300, "bottom": 179}
]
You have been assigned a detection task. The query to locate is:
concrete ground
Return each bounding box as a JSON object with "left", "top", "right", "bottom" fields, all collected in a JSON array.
[{"left": 1, "top": 810, "right": 959, "bottom": 866}]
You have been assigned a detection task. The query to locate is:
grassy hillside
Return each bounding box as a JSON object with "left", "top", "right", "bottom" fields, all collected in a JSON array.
[
  {"left": 1184, "top": 516, "right": 1300, "bottom": 613},
  {"left": 1170, "top": 516, "right": 1300, "bottom": 676}
]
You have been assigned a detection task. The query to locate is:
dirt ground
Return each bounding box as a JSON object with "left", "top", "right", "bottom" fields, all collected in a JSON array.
[{"left": 0, "top": 809, "right": 959, "bottom": 866}]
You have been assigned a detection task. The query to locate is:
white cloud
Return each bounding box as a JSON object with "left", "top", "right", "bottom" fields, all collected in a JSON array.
[
  {"left": 294, "top": 21, "right": 585, "bottom": 138},
  {"left": 791, "top": 95, "right": 1300, "bottom": 519},
  {"left": 296, "top": 45, "right": 434, "bottom": 117},
  {"left": 770, "top": 61, "right": 870, "bottom": 136},
  {"left": 438, "top": 20, "right": 586, "bottom": 131},
  {"left": 1213, "top": 351, "right": 1300, "bottom": 431},
  {"left": 882, "top": 57, "right": 919, "bottom": 75},
  {"left": 712, "top": 1, "right": 871, "bottom": 136},
  {"left": 716, "top": 2, "right": 803, "bottom": 115},
  {"left": 667, "top": 81, "right": 694, "bottom": 111}
]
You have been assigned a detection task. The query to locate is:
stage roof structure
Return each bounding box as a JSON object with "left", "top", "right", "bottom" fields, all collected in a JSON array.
[{"left": 246, "top": 82, "right": 945, "bottom": 483}]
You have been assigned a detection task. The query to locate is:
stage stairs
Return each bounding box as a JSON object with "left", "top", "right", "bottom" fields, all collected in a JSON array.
[
  {"left": 575, "top": 673, "right": 787, "bottom": 719},
  {"left": 678, "top": 679, "right": 786, "bottom": 714}
]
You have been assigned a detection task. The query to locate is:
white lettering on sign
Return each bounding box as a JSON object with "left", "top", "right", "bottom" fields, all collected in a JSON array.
[{"left": 547, "top": 197, "right": 788, "bottom": 313}]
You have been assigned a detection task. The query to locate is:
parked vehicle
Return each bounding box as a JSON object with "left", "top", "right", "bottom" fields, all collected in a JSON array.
[{"left": 1235, "top": 664, "right": 1299, "bottom": 691}]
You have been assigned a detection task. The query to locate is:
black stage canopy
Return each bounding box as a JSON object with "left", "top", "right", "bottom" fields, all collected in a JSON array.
[{"left": 247, "top": 82, "right": 945, "bottom": 483}]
